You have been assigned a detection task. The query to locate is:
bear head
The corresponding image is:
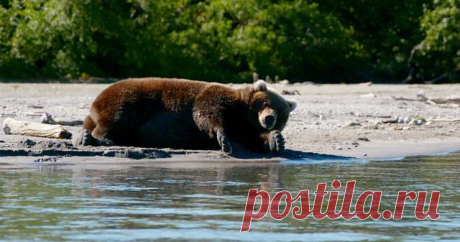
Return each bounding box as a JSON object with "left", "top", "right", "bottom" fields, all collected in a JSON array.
[{"left": 248, "top": 80, "right": 297, "bottom": 132}]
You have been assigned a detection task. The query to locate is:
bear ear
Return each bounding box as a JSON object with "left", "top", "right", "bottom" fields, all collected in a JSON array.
[
  {"left": 287, "top": 100, "right": 297, "bottom": 112},
  {"left": 254, "top": 80, "right": 268, "bottom": 92}
]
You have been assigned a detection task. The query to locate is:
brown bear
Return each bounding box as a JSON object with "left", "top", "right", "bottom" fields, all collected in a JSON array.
[{"left": 74, "top": 78, "right": 297, "bottom": 154}]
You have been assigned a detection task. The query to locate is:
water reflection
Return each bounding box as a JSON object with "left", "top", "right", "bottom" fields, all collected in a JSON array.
[{"left": 0, "top": 154, "right": 459, "bottom": 241}]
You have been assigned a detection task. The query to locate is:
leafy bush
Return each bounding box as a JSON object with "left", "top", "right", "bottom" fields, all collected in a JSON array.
[
  {"left": 417, "top": 0, "right": 460, "bottom": 82},
  {"left": 162, "top": 0, "right": 364, "bottom": 82},
  {"left": 314, "top": 0, "right": 433, "bottom": 81},
  {"left": 0, "top": 0, "right": 458, "bottom": 83}
]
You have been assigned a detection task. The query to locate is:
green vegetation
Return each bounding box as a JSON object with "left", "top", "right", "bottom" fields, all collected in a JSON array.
[{"left": 0, "top": 0, "right": 458, "bottom": 83}]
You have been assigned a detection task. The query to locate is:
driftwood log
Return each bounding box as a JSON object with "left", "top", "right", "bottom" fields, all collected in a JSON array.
[
  {"left": 2, "top": 118, "right": 72, "bottom": 139},
  {"left": 281, "top": 90, "right": 300, "bottom": 95},
  {"left": 41, "top": 112, "right": 83, "bottom": 126},
  {"left": 430, "top": 118, "right": 460, "bottom": 123}
]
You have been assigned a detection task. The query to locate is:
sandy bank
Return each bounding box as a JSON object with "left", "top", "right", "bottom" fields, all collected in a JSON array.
[{"left": 0, "top": 82, "right": 459, "bottom": 163}]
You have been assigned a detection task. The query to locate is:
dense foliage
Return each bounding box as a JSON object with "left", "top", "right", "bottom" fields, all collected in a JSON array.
[
  {"left": 0, "top": 0, "right": 458, "bottom": 83},
  {"left": 417, "top": 0, "right": 460, "bottom": 82}
]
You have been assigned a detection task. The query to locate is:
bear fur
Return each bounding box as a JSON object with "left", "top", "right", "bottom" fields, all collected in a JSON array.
[{"left": 75, "top": 78, "right": 297, "bottom": 153}]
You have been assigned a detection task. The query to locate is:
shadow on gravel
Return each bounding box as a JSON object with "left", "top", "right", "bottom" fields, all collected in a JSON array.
[{"left": 228, "top": 148, "right": 353, "bottom": 161}]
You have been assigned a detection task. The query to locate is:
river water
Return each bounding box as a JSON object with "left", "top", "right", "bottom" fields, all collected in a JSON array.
[{"left": 0, "top": 153, "right": 459, "bottom": 241}]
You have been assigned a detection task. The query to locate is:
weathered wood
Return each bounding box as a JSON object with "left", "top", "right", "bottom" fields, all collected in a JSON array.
[
  {"left": 2, "top": 118, "right": 72, "bottom": 139},
  {"left": 430, "top": 118, "right": 460, "bottom": 123},
  {"left": 281, "top": 90, "right": 300, "bottom": 95},
  {"left": 429, "top": 98, "right": 460, "bottom": 105},
  {"left": 41, "top": 112, "right": 83, "bottom": 126}
]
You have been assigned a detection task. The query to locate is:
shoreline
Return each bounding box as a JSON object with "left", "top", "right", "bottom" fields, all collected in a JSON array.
[
  {"left": 1, "top": 82, "right": 459, "bottom": 165},
  {"left": 0, "top": 145, "right": 458, "bottom": 170},
  {"left": 0, "top": 137, "right": 458, "bottom": 167}
]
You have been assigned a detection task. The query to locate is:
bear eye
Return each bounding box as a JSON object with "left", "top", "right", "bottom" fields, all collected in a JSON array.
[{"left": 262, "top": 102, "right": 269, "bottom": 108}]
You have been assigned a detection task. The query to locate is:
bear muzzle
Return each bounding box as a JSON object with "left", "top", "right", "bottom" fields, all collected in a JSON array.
[{"left": 259, "top": 109, "right": 277, "bottom": 130}]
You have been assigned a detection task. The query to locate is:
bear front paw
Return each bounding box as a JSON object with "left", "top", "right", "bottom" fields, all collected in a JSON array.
[
  {"left": 269, "top": 130, "right": 285, "bottom": 152},
  {"left": 216, "top": 130, "right": 233, "bottom": 154},
  {"left": 72, "top": 129, "right": 94, "bottom": 147}
]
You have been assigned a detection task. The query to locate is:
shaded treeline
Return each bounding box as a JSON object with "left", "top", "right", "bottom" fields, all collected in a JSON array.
[{"left": 0, "top": 0, "right": 458, "bottom": 83}]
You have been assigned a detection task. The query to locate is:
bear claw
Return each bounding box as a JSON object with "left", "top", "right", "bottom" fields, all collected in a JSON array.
[
  {"left": 97, "top": 138, "right": 115, "bottom": 146},
  {"left": 81, "top": 130, "right": 94, "bottom": 146},
  {"left": 72, "top": 129, "right": 94, "bottom": 147},
  {"left": 269, "top": 130, "right": 285, "bottom": 152},
  {"left": 216, "top": 130, "right": 233, "bottom": 154}
]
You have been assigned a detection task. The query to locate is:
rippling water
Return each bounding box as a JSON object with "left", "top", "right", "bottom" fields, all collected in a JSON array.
[{"left": 0, "top": 153, "right": 459, "bottom": 241}]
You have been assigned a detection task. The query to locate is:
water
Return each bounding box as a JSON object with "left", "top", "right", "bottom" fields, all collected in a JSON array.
[{"left": 0, "top": 153, "right": 459, "bottom": 241}]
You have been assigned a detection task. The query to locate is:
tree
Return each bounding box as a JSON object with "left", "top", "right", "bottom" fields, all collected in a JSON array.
[
  {"left": 162, "top": 0, "right": 364, "bottom": 82},
  {"left": 416, "top": 0, "right": 460, "bottom": 82},
  {"left": 0, "top": 0, "right": 458, "bottom": 83},
  {"left": 313, "top": 0, "right": 432, "bottom": 82}
]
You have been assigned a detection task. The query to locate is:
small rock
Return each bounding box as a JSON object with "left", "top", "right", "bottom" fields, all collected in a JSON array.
[
  {"left": 348, "top": 122, "right": 361, "bottom": 127},
  {"left": 21, "top": 139, "right": 36, "bottom": 147},
  {"left": 352, "top": 141, "right": 359, "bottom": 147},
  {"left": 361, "top": 93, "right": 376, "bottom": 98},
  {"left": 336, "top": 146, "right": 343, "bottom": 150},
  {"left": 416, "top": 120, "right": 424, "bottom": 125},
  {"left": 373, "top": 120, "right": 383, "bottom": 125},
  {"left": 397, "top": 117, "right": 404, "bottom": 123},
  {"left": 363, "top": 153, "right": 368, "bottom": 157},
  {"left": 0, "top": 140, "right": 4, "bottom": 143},
  {"left": 402, "top": 127, "right": 411, "bottom": 131},
  {"left": 426, "top": 122, "right": 432, "bottom": 126},
  {"left": 393, "top": 126, "right": 403, "bottom": 131},
  {"left": 358, "top": 137, "right": 370, "bottom": 142},
  {"left": 403, "top": 117, "right": 411, "bottom": 124}
]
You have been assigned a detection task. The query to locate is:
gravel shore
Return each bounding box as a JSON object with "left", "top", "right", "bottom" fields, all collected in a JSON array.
[{"left": 1, "top": 82, "right": 459, "bottom": 163}]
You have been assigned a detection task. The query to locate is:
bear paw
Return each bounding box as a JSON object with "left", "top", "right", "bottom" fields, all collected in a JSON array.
[
  {"left": 216, "top": 130, "right": 233, "bottom": 154},
  {"left": 96, "top": 138, "right": 115, "bottom": 146},
  {"left": 72, "top": 129, "right": 94, "bottom": 147},
  {"left": 269, "top": 130, "right": 285, "bottom": 152},
  {"left": 81, "top": 130, "right": 94, "bottom": 146}
]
